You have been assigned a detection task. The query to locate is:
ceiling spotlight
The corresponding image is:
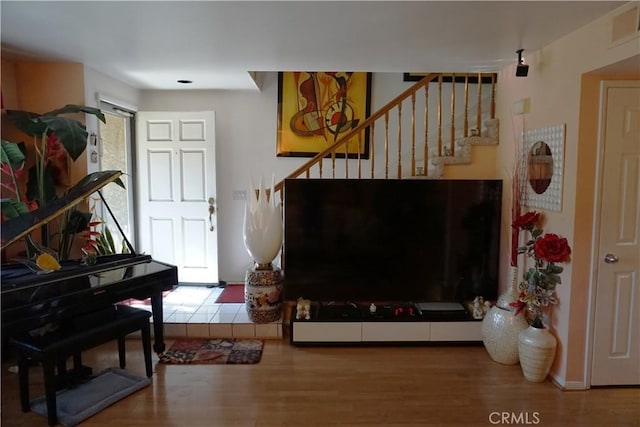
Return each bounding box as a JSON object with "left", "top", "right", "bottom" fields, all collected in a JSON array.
[{"left": 516, "top": 49, "right": 529, "bottom": 77}]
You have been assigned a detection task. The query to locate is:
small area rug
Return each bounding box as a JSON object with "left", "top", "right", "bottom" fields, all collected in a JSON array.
[
  {"left": 215, "top": 284, "right": 245, "bottom": 303},
  {"left": 158, "top": 338, "right": 263, "bottom": 364},
  {"left": 30, "top": 367, "right": 150, "bottom": 427}
]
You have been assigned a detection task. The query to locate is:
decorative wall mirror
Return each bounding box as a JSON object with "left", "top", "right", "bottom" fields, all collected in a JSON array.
[{"left": 522, "top": 124, "right": 566, "bottom": 212}]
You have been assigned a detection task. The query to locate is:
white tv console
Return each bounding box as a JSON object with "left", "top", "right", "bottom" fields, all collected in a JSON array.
[{"left": 290, "top": 303, "right": 482, "bottom": 345}]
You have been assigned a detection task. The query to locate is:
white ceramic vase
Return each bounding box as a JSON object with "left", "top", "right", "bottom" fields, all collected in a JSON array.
[
  {"left": 481, "top": 305, "right": 528, "bottom": 365},
  {"left": 481, "top": 265, "right": 527, "bottom": 365},
  {"left": 243, "top": 175, "right": 284, "bottom": 322},
  {"left": 518, "top": 325, "right": 557, "bottom": 382},
  {"left": 496, "top": 265, "right": 520, "bottom": 309},
  {"left": 243, "top": 175, "right": 283, "bottom": 268}
]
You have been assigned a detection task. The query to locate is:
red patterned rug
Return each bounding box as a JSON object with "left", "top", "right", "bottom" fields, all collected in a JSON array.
[
  {"left": 158, "top": 338, "right": 263, "bottom": 364},
  {"left": 215, "top": 284, "right": 245, "bottom": 303}
]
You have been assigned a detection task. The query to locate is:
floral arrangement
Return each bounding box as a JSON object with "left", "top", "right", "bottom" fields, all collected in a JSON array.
[{"left": 510, "top": 211, "right": 572, "bottom": 328}]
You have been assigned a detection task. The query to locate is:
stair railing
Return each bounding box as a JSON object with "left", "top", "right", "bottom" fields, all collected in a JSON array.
[{"left": 273, "top": 72, "right": 497, "bottom": 202}]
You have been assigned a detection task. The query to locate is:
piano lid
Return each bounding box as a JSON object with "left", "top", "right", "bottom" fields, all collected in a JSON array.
[{"left": 1, "top": 170, "right": 123, "bottom": 250}]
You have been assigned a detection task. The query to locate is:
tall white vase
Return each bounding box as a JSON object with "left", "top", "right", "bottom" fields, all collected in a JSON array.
[
  {"left": 481, "top": 265, "right": 528, "bottom": 365},
  {"left": 243, "top": 176, "right": 283, "bottom": 268},
  {"left": 243, "top": 176, "right": 284, "bottom": 323},
  {"left": 518, "top": 325, "right": 557, "bottom": 382}
]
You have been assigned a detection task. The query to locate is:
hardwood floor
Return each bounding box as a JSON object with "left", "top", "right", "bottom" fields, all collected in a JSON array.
[{"left": 2, "top": 337, "right": 638, "bottom": 426}]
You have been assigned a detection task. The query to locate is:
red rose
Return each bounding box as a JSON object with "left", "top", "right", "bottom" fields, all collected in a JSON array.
[
  {"left": 534, "top": 233, "right": 571, "bottom": 263},
  {"left": 512, "top": 211, "right": 540, "bottom": 230}
]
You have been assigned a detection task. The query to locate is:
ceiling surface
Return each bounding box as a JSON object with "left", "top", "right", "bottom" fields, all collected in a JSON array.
[{"left": 0, "top": 1, "right": 626, "bottom": 90}]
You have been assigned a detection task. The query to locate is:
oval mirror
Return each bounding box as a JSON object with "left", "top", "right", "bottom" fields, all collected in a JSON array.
[{"left": 528, "top": 141, "right": 553, "bottom": 194}]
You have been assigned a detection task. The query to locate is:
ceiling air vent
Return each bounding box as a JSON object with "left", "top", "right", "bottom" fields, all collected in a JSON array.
[{"left": 610, "top": 3, "right": 640, "bottom": 45}]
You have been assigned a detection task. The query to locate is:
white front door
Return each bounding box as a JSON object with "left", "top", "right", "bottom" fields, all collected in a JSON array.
[
  {"left": 136, "top": 111, "right": 219, "bottom": 284},
  {"left": 591, "top": 81, "right": 640, "bottom": 386}
]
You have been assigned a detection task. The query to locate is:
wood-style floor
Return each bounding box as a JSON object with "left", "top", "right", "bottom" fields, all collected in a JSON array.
[{"left": 2, "top": 336, "right": 639, "bottom": 426}]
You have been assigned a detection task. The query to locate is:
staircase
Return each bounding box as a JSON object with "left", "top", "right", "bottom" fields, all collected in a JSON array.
[{"left": 273, "top": 72, "right": 499, "bottom": 201}]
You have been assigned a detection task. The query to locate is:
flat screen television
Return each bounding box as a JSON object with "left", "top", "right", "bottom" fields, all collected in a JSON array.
[{"left": 283, "top": 178, "right": 502, "bottom": 303}]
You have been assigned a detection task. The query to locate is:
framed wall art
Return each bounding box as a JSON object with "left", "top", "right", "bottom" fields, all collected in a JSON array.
[
  {"left": 276, "top": 72, "right": 372, "bottom": 158},
  {"left": 522, "top": 123, "right": 566, "bottom": 212}
]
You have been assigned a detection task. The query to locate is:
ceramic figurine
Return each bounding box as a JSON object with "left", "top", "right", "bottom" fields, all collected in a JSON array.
[{"left": 296, "top": 298, "right": 311, "bottom": 320}]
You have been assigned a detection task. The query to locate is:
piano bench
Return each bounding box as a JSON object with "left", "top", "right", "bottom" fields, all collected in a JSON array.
[{"left": 9, "top": 304, "right": 153, "bottom": 426}]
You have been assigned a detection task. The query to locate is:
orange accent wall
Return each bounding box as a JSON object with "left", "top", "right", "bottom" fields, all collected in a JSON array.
[{"left": 1, "top": 60, "right": 87, "bottom": 260}]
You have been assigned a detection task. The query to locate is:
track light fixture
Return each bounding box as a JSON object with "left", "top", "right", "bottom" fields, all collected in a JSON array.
[{"left": 516, "top": 49, "right": 529, "bottom": 77}]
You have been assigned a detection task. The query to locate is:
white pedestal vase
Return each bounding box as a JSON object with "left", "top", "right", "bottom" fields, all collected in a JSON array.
[
  {"left": 481, "top": 265, "right": 528, "bottom": 364},
  {"left": 518, "top": 325, "right": 557, "bottom": 382},
  {"left": 242, "top": 175, "right": 284, "bottom": 323}
]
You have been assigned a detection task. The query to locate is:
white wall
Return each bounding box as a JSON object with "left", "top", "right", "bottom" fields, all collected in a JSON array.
[
  {"left": 83, "top": 65, "right": 141, "bottom": 174},
  {"left": 494, "top": 2, "right": 639, "bottom": 387},
  {"left": 139, "top": 73, "right": 418, "bottom": 282}
]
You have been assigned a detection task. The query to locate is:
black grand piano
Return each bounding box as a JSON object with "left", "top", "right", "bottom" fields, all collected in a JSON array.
[{"left": 1, "top": 171, "right": 177, "bottom": 354}]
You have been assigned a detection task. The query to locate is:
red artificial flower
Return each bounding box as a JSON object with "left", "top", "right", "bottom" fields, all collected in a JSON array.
[
  {"left": 44, "top": 132, "right": 66, "bottom": 168},
  {"left": 512, "top": 211, "right": 540, "bottom": 230},
  {"left": 534, "top": 233, "right": 572, "bottom": 264},
  {"left": 509, "top": 297, "right": 526, "bottom": 316},
  {"left": 23, "top": 198, "right": 39, "bottom": 212}
]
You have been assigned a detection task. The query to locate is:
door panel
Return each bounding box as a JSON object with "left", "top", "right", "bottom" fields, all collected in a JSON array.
[
  {"left": 136, "top": 111, "right": 218, "bottom": 284},
  {"left": 591, "top": 82, "right": 640, "bottom": 386}
]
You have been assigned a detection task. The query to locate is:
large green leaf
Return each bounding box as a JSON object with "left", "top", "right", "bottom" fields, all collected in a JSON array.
[
  {"left": 1, "top": 140, "right": 26, "bottom": 170},
  {"left": 5, "top": 110, "right": 47, "bottom": 136},
  {"left": 7, "top": 105, "right": 106, "bottom": 161},
  {"left": 40, "top": 116, "right": 89, "bottom": 161},
  {"left": 45, "top": 104, "right": 106, "bottom": 124},
  {"left": 0, "top": 198, "right": 29, "bottom": 219}
]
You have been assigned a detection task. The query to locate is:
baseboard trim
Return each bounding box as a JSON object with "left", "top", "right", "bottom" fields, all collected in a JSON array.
[{"left": 550, "top": 373, "right": 588, "bottom": 390}]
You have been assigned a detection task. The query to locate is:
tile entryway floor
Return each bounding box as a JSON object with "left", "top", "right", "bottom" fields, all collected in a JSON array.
[{"left": 125, "top": 285, "right": 283, "bottom": 340}]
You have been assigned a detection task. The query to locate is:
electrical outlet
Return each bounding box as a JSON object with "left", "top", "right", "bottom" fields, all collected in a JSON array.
[{"left": 232, "top": 190, "right": 247, "bottom": 201}]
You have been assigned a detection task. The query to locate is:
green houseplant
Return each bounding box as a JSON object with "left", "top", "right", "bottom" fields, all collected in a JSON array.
[{"left": 1, "top": 104, "right": 108, "bottom": 260}]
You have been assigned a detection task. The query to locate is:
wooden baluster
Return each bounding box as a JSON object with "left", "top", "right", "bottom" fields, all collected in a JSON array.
[
  {"left": 318, "top": 157, "right": 323, "bottom": 178},
  {"left": 438, "top": 75, "right": 443, "bottom": 157},
  {"left": 424, "top": 84, "right": 429, "bottom": 176},
  {"left": 384, "top": 112, "right": 389, "bottom": 179},
  {"left": 397, "top": 103, "right": 402, "bottom": 178},
  {"left": 331, "top": 151, "right": 336, "bottom": 179},
  {"left": 490, "top": 73, "right": 496, "bottom": 119},
  {"left": 370, "top": 122, "right": 375, "bottom": 179},
  {"left": 464, "top": 75, "right": 469, "bottom": 137},
  {"left": 344, "top": 135, "right": 349, "bottom": 179},
  {"left": 356, "top": 132, "right": 362, "bottom": 179},
  {"left": 450, "top": 73, "right": 456, "bottom": 156},
  {"left": 411, "top": 93, "right": 416, "bottom": 176},
  {"left": 477, "top": 72, "right": 482, "bottom": 135}
]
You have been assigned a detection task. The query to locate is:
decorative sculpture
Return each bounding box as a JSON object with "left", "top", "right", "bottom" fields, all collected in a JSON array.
[
  {"left": 296, "top": 298, "right": 311, "bottom": 320},
  {"left": 243, "top": 175, "right": 284, "bottom": 323}
]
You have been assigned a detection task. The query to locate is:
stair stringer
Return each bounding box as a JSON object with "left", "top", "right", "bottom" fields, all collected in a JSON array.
[{"left": 427, "top": 118, "right": 500, "bottom": 178}]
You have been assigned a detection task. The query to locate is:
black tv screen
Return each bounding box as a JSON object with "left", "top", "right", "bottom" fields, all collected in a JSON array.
[{"left": 283, "top": 179, "right": 502, "bottom": 303}]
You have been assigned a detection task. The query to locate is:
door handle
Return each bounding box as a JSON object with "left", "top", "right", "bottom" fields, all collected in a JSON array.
[
  {"left": 604, "top": 253, "right": 619, "bottom": 264},
  {"left": 208, "top": 197, "right": 215, "bottom": 231}
]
